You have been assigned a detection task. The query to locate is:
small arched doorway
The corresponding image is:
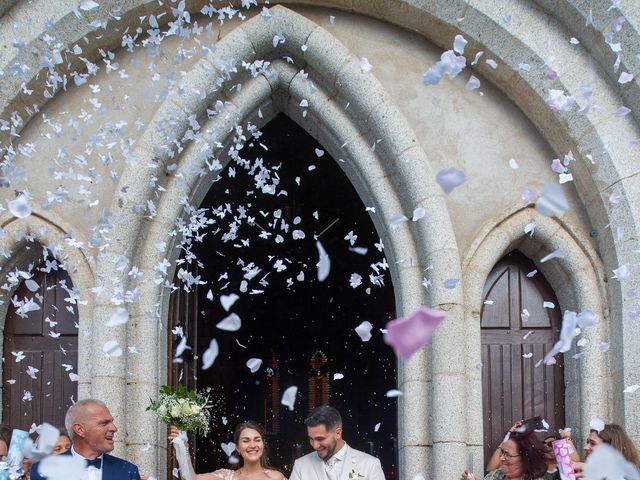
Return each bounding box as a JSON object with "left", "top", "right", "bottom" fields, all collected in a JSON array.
[
  {"left": 2, "top": 261, "right": 78, "bottom": 430},
  {"left": 481, "top": 250, "right": 564, "bottom": 467},
  {"left": 168, "top": 114, "right": 398, "bottom": 476}
]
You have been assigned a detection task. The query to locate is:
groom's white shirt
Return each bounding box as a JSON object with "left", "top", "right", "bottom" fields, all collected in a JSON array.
[{"left": 289, "top": 443, "right": 385, "bottom": 480}]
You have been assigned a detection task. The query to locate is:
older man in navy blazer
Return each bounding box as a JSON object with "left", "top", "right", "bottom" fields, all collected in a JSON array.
[{"left": 31, "top": 399, "right": 140, "bottom": 480}]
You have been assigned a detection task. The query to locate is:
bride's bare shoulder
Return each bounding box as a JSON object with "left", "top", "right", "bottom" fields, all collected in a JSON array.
[{"left": 265, "top": 469, "right": 287, "bottom": 480}]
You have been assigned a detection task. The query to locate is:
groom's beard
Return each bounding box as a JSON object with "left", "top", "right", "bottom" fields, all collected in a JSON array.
[{"left": 317, "top": 438, "right": 339, "bottom": 460}]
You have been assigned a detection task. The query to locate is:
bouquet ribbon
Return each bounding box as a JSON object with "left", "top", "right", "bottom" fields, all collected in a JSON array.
[{"left": 172, "top": 431, "right": 192, "bottom": 480}]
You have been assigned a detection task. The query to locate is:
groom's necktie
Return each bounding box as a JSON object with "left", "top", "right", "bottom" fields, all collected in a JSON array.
[{"left": 86, "top": 458, "right": 102, "bottom": 469}]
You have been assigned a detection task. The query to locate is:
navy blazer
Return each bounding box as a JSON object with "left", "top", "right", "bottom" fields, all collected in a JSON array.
[{"left": 30, "top": 450, "right": 141, "bottom": 480}]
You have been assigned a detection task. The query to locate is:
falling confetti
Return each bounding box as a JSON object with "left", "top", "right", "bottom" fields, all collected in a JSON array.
[
  {"left": 436, "top": 168, "right": 466, "bottom": 194},
  {"left": 281, "top": 386, "right": 298, "bottom": 411},
  {"left": 216, "top": 313, "right": 242, "bottom": 331},
  {"left": 315, "top": 240, "right": 330, "bottom": 281},
  {"left": 202, "top": 339, "right": 219, "bottom": 370},
  {"left": 355, "top": 321, "right": 373, "bottom": 342},
  {"left": 102, "top": 340, "right": 123, "bottom": 358},
  {"left": 246, "top": 358, "right": 262, "bottom": 373},
  {"left": 383, "top": 307, "right": 446, "bottom": 359}
]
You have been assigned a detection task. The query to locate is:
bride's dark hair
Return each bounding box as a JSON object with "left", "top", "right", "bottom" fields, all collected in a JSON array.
[{"left": 232, "top": 420, "right": 272, "bottom": 471}]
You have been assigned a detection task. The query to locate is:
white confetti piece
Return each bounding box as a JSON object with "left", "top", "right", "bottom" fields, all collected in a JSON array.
[
  {"left": 522, "top": 352, "right": 533, "bottom": 358},
  {"left": 612, "top": 264, "right": 630, "bottom": 281},
  {"left": 38, "top": 453, "right": 86, "bottom": 479},
  {"left": 618, "top": 72, "right": 634, "bottom": 84},
  {"left": 385, "top": 389, "right": 403, "bottom": 398},
  {"left": 374, "top": 422, "right": 381, "bottom": 432},
  {"left": 221, "top": 442, "right": 236, "bottom": 457},
  {"left": 412, "top": 207, "right": 426, "bottom": 221},
  {"left": 220, "top": 293, "right": 239, "bottom": 311},
  {"left": 202, "top": 339, "right": 219, "bottom": 370},
  {"left": 444, "top": 278, "right": 459, "bottom": 289},
  {"left": 314, "top": 148, "right": 325, "bottom": 157},
  {"left": 360, "top": 57, "right": 373, "bottom": 72},
  {"left": 453, "top": 35, "right": 467, "bottom": 54},
  {"left": 436, "top": 167, "right": 466, "bottom": 194},
  {"left": 80, "top": 0, "right": 100, "bottom": 11},
  {"left": 106, "top": 307, "right": 129, "bottom": 327},
  {"left": 543, "top": 301, "right": 555, "bottom": 309},
  {"left": 526, "top": 269, "right": 537, "bottom": 278},
  {"left": 388, "top": 213, "right": 409, "bottom": 229},
  {"left": 546, "top": 89, "right": 575, "bottom": 112},
  {"left": 281, "top": 386, "right": 298, "bottom": 411},
  {"left": 333, "top": 373, "right": 344, "bottom": 380},
  {"left": 102, "top": 340, "right": 123, "bottom": 357},
  {"left": 24, "top": 279, "right": 39, "bottom": 292},
  {"left": 509, "top": 158, "right": 519, "bottom": 169},
  {"left": 599, "top": 342, "right": 609, "bottom": 352},
  {"left": 315, "top": 240, "right": 330, "bottom": 281},
  {"left": 349, "top": 273, "right": 363, "bottom": 288},
  {"left": 12, "top": 351, "right": 25, "bottom": 362},
  {"left": 576, "top": 310, "right": 597, "bottom": 328},
  {"left": 524, "top": 222, "right": 536, "bottom": 237},
  {"left": 623, "top": 385, "right": 640, "bottom": 393},
  {"left": 216, "top": 312, "right": 242, "bottom": 331},
  {"left": 175, "top": 335, "right": 189, "bottom": 358},
  {"left": 486, "top": 59, "right": 498, "bottom": 69},
  {"left": 246, "top": 358, "right": 262, "bottom": 373},
  {"left": 355, "top": 321, "right": 373, "bottom": 342},
  {"left": 590, "top": 416, "right": 605, "bottom": 433},
  {"left": 521, "top": 309, "right": 530, "bottom": 323},
  {"left": 540, "top": 248, "right": 565, "bottom": 263},
  {"left": 465, "top": 75, "right": 480, "bottom": 90},
  {"left": 69, "top": 373, "right": 79, "bottom": 382},
  {"left": 8, "top": 194, "right": 32, "bottom": 218}
]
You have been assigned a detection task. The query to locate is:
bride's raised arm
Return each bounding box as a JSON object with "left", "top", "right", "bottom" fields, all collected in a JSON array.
[{"left": 169, "top": 425, "right": 225, "bottom": 480}]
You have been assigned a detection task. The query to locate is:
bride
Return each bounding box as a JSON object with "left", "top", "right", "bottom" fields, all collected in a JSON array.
[{"left": 169, "top": 420, "right": 286, "bottom": 480}]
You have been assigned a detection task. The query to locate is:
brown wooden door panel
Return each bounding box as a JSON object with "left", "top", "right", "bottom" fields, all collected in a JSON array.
[
  {"left": 2, "top": 266, "right": 78, "bottom": 431},
  {"left": 481, "top": 251, "right": 564, "bottom": 469}
]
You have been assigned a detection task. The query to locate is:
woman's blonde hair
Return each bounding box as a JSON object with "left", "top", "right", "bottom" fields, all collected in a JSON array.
[{"left": 596, "top": 423, "right": 640, "bottom": 468}]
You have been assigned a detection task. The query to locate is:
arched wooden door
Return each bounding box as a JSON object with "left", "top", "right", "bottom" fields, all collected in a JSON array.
[
  {"left": 2, "top": 264, "right": 78, "bottom": 430},
  {"left": 481, "top": 250, "right": 564, "bottom": 467}
]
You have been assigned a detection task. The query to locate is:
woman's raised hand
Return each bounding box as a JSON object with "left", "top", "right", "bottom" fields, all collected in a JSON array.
[
  {"left": 168, "top": 425, "right": 181, "bottom": 441},
  {"left": 459, "top": 469, "right": 478, "bottom": 480}
]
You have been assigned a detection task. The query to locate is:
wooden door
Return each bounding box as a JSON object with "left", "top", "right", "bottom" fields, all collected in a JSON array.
[
  {"left": 2, "top": 266, "right": 78, "bottom": 431},
  {"left": 481, "top": 250, "right": 564, "bottom": 467}
]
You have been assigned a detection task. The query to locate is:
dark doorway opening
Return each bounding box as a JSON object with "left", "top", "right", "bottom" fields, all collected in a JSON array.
[{"left": 168, "top": 114, "right": 397, "bottom": 477}]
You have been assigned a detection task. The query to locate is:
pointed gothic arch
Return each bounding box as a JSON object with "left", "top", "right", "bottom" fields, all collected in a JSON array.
[
  {"left": 463, "top": 207, "right": 607, "bottom": 465},
  {"left": 87, "top": 6, "right": 462, "bottom": 477}
]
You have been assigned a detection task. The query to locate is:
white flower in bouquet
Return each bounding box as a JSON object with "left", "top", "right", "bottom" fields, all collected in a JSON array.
[{"left": 146, "top": 384, "right": 212, "bottom": 437}]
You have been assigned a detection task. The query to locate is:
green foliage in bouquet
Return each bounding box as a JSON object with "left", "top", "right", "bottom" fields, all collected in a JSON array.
[{"left": 147, "top": 384, "right": 212, "bottom": 436}]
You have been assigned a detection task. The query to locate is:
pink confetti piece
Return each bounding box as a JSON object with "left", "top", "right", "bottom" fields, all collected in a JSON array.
[{"left": 383, "top": 306, "right": 447, "bottom": 359}]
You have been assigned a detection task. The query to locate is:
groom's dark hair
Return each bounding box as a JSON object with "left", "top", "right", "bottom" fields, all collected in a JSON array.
[{"left": 305, "top": 406, "right": 342, "bottom": 431}]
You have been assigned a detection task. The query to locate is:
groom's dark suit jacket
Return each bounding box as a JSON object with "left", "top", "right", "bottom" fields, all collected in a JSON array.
[{"left": 30, "top": 449, "right": 141, "bottom": 480}]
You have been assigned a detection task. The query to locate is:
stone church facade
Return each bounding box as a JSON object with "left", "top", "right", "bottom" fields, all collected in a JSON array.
[{"left": 0, "top": 1, "right": 638, "bottom": 479}]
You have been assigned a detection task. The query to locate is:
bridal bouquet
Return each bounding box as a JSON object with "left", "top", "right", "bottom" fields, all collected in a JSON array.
[
  {"left": 148, "top": 384, "right": 212, "bottom": 480},
  {"left": 147, "top": 384, "right": 212, "bottom": 436}
]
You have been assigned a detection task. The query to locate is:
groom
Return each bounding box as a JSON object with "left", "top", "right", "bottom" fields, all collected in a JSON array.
[
  {"left": 31, "top": 399, "right": 140, "bottom": 479},
  {"left": 290, "top": 406, "right": 385, "bottom": 480}
]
